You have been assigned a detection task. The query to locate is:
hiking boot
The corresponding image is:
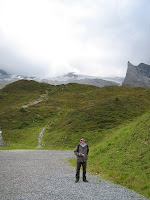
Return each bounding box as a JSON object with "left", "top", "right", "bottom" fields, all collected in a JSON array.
[{"left": 83, "top": 180, "right": 88, "bottom": 182}]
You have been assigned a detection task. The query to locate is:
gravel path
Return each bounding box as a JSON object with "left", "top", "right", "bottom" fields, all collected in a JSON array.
[{"left": 0, "top": 150, "right": 148, "bottom": 200}]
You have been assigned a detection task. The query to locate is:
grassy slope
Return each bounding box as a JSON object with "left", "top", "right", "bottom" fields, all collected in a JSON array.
[
  {"left": 69, "top": 112, "right": 150, "bottom": 198},
  {"left": 43, "top": 85, "right": 150, "bottom": 149},
  {"left": 0, "top": 80, "right": 150, "bottom": 197},
  {"left": 0, "top": 80, "right": 53, "bottom": 149},
  {"left": 1, "top": 80, "right": 150, "bottom": 149},
  {"left": 87, "top": 112, "right": 150, "bottom": 198}
]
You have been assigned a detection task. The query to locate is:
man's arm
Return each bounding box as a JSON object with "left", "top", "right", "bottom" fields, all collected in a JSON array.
[{"left": 74, "top": 145, "right": 81, "bottom": 156}]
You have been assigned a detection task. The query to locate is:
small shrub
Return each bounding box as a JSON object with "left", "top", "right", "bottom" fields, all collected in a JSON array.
[
  {"left": 115, "top": 97, "right": 119, "bottom": 102},
  {"left": 18, "top": 122, "right": 29, "bottom": 129},
  {"left": 19, "top": 107, "right": 25, "bottom": 112}
]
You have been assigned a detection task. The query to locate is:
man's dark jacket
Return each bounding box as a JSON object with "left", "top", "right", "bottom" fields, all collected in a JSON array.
[{"left": 74, "top": 143, "right": 89, "bottom": 162}]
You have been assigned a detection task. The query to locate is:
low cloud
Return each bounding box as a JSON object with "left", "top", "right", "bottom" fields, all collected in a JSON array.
[{"left": 0, "top": 0, "right": 150, "bottom": 77}]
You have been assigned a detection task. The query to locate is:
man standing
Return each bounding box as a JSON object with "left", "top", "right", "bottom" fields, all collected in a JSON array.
[{"left": 74, "top": 138, "right": 89, "bottom": 183}]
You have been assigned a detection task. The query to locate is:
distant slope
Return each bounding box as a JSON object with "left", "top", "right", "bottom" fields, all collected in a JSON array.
[
  {"left": 88, "top": 112, "right": 150, "bottom": 198},
  {"left": 41, "top": 72, "right": 118, "bottom": 87},
  {"left": 0, "top": 69, "right": 10, "bottom": 89},
  {"left": 0, "top": 69, "right": 8, "bottom": 76}
]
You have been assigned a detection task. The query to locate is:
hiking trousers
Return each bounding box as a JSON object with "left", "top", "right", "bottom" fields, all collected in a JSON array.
[{"left": 76, "top": 161, "right": 87, "bottom": 181}]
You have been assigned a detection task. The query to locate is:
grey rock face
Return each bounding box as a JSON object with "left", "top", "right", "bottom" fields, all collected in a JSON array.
[{"left": 122, "top": 62, "right": 150, "bottom": 88}]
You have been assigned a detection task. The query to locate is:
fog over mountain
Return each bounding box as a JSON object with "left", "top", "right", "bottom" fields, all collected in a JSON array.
[
  {"left": 0, "top": 69, "right": 124, "bottom": 89},
  {"left": 0, "top": 0, "right": 150, "bottom": 77}
]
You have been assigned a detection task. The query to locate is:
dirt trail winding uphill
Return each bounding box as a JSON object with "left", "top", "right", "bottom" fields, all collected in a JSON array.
[
  {"left": 0, "top": 129, "right": 3, "bottom": 146},
  {"left": 36, "top": 125, "right": 48, "bottom": 148},
  {"left": 22, "top": 93, "right": 48, "bottom": 109},
  {"left": 0, "top": 150, "right": 148, "bottom": 200}
]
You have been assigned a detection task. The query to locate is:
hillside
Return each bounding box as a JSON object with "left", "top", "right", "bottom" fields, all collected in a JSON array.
[
  {"left": 69, "top": 112, "right": 150, "bottom": 197},
  {"left": 0, "top": 80, "right": 150, "bottom": 148},
  {"left": 0, "top": 80, "right": 150, "bottom": 197},
  {"left": 87, "top": 112, "right": 150, "bottom": 198}
]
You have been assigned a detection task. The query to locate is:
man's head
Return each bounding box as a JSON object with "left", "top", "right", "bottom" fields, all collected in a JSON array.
[{"left": 80, "top": 138, "right": 85, "bottom": 144}]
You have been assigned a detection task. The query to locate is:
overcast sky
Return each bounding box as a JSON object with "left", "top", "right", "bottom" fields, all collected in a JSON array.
[{"left": 0, "top": 0, "right": 150, "bottom": 77}]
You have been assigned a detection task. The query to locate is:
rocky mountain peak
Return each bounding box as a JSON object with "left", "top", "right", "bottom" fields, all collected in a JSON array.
[
  {"left": 122, "top": 62, "right": 150, "bottom": 88},
  {"left": 127, "top": 61, "right": 134, "bottom": 67}
]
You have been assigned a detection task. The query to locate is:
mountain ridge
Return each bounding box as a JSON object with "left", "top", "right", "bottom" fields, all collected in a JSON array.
[{"left": 0, "top": 70, "right": 124, "bottom": 89}]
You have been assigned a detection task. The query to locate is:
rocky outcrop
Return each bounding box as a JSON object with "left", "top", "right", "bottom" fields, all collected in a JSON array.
[{"left": 122, "top": 62, "right": 150, "bottom": 88}]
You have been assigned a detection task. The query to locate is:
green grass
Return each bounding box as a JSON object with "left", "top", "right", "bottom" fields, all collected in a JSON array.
[
  {"left": 1, "top": 80, "right": 150, "bottom": 149},
  {"left": 68, "top": 112, "right": 150, "bottom": 198},
  {"left": 87, "top": 112, "right": 150, "bottom": 198},
  {"left": 0, "top": 80, "right": 150, "bottom": 197},
  {"left": 0, "top": 124, "right": 46, "bottom": 149}
]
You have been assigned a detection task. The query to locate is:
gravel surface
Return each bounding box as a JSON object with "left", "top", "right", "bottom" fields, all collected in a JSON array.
[{"left": 0, "top": 150, "right": 148, "bottom": 200}]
